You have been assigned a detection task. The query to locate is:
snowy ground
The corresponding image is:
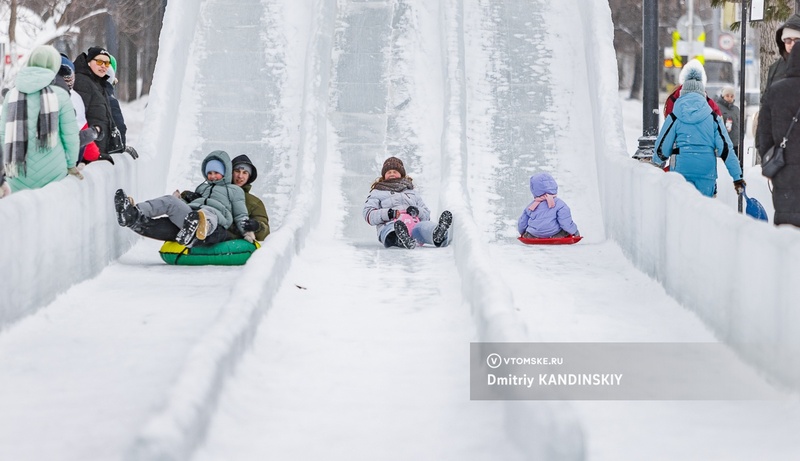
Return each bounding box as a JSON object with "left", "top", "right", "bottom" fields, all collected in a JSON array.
[{"left": 1, "top": 0, "right": 800, "bottom": 460}]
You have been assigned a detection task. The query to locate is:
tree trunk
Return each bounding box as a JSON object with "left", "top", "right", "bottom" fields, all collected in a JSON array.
[{"left": 760, "top": 19, "right": 780, "bottom": 97}]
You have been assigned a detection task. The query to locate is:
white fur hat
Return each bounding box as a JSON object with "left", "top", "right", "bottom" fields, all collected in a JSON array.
[{"left": 679, "top": 59, "right": 707, "bottom": 86}]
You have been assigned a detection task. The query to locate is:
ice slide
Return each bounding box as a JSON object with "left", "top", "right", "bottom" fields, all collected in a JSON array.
[{"left": 1, "top": 1, "right": 799, "bottom": 461}]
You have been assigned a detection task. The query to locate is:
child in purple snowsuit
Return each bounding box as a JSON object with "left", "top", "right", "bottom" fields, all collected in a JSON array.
[{"left": 517, "top": 173, "right": 579, "bottom": 239}]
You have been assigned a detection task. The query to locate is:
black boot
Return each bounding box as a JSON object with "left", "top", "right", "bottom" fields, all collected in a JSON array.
[
  {"left": 433, "top": 210, "right": 453, "bottom": 247},
  {"left": 393, "top": 220, "right": 416, "bottom": 249},
  {"left": 176, "top": 211, "right": 201, "bottom": 246},
  {"left": 114, "top": 189, "right": 140, "bottom": 227}
]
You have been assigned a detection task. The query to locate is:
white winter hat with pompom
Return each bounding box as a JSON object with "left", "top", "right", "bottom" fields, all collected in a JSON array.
[{"left": 680, "top": 59, "right": 707, "bottom": 95}]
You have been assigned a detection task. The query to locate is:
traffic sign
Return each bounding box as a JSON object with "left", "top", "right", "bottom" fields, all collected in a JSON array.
[{"left": 719, "top": 33, "right": 735, "bottom": 51}]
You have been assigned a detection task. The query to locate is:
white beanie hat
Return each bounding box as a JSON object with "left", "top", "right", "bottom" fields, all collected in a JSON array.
[{"left": 782, "top": 27, "right": 800, "bottom": 41}]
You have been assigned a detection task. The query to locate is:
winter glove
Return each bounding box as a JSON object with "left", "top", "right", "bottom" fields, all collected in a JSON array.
[
  {"left": 242, "top": 219, "right": 260, "bottom": 232},
  {"left": 79, "top": 127, "right": 98, "bottom": 148},
  {"left": 0, "top": 182, "right": 10, "bottom": 199},
  {"left": 67, "top": 167, "right": 84, "bottom": 180},
  {"left": 387, "top": 208, "right": 396, "bottom": 220},
  {"left": 733, "top": 179, "right": 746, "bottom": 195},
  {"left": 124, "top": 146, "right": 139, "bottom": 160},
  {"left": 181, "top": 191, "right": 202, "bottom": 203},
  {"left": 406, "top": 206, "right": 419, "bottom": 217},
  {"left": 99, "top": 152, "right": 115, "bottom": 165},
  {"left": 573, "top": 231, "right": 580, "bottom": 238},
  {"left": 243, "top": 231, "right": 256, "bottom": 243}
]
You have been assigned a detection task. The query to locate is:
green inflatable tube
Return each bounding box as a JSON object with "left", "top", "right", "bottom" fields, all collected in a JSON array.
[{"left": 159, "top": 239, "right": 260, "bottom": 266}]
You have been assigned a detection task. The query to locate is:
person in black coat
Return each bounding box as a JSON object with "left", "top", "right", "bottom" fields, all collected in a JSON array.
[
  {"left": 757, "top": 44, "right": 800, "bottom": 227},
  {"left": 72, "top": 47, "right": 114, "bottom": 158}
]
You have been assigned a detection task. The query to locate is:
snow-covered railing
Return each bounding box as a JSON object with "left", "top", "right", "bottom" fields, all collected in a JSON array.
[
  {"left": 124, "top": 0, "right": 337, "bottom": 459},
  {"left": 580, "top": 0, "right": 800, "bottom": 390},
  {"left": 439, "top": 1, "right": 585, "bottom": 459}
]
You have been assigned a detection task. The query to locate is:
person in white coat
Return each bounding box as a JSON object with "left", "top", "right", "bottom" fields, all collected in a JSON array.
[{"left": 362, "top": 156, "right": 452, "bottom": 249}]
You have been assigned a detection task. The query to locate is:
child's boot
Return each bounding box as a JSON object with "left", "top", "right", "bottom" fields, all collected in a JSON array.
[
  {"left": 394, "top": 220, "right": 416, "bottom": 249},
  {"left": 114, "top": 189, "right": 141, "bottom": 227},
  {"left": 433, "top": 210, "right": 453, "bottom": 247},
  {"left": 176, "top": 211, "right": 201, "bottom": 246}
]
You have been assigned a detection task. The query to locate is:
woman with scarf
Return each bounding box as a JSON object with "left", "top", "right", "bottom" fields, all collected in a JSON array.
[
  {"left": 0, "top": 45, "right": 81, "bottom": 193},
  {"left": 362, "top": 156, "right": 453, "bottom": 249}
]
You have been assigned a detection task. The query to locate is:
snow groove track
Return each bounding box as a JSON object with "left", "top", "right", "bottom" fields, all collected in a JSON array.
[
  {"left": 125, "top": 0, "right": 333, "bottom": 459},
  {"left": 191, "top": 0, "right": 582, "bottom": 459}
]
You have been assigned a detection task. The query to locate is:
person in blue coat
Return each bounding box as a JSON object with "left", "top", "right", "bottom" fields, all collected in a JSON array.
[
  {"left": 652, "top": 61, "right": 745, "bottom": 197},
  {"left": 517, "top": 173, "right": 579, "bottom": 239},
  {"left": 653, "top": 59, "right": 745, "bottom": 197}
]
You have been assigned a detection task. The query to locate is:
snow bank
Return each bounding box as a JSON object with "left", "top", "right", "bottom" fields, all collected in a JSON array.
[
  {"left": 125, "top": 1, "right": 335, "bottom": 459},
  {"left": 0, "top": 0, "right": 202, "bottom": 330},
  {"left": 439, "top": 1, "right": 584, "bottom": 459},
  {"left": 580, "top": 0, "right": 800, "bottom": 389},
  {"left": 0, "top": 156, "right": 139, "bottom": 329}
]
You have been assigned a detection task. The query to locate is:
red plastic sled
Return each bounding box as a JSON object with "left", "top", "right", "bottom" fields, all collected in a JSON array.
[{"left": 518, "top": 235, "right": 583, "bottom": 245}]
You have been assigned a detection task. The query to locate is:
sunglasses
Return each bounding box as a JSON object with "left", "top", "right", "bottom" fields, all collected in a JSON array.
[
  {"left": 783, "top": 37, "right": 800, "bottom": 45},
  {"left": 93, "top": 59, "right": 111, "bottom": 67}
]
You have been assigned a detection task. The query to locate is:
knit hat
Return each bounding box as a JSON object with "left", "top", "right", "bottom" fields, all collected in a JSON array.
[
  {"left": 205, "top": 159, "right": 225, "bottom": 175},
  {"left": 381, "top": 156, "right": 406, "bottom": 178},
  {"left": 27, "top": 45, "right": 61, "bottom": 74},
  {"left": 87, "top": 46, "right": 110, "bottom": 62},
  {"left": 783, "top": 27, "right": 800, "bottom": 42},
  {"left": 680, "top": 62, "right": 706, "bottom": 96},
  {"left": 109, "top": 54, "right": 117, "bottom": 72},
  {"left": 721, "top": 86, "right": 735, "bottom": 98},
  {"left": 58, "top": 54, "right": 75, "bottom": 77},
  {"left": 231, "top": 154, "right": 258, "bottom": 184}
]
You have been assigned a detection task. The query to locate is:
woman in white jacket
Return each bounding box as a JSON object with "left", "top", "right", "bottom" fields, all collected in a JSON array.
[{"left": 362, "top": 156, "right": 452, "bottom": 249}]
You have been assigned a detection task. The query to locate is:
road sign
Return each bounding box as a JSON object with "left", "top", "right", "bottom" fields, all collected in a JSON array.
[{"left": 719, "top": 33, "right": 735, "bottom": 51}]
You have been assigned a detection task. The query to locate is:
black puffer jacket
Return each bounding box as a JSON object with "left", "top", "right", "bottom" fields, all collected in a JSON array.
[
  {"left": 72, "top": 53, "right": 113, "bottom": 154},
  {"left": 765, "top": 14, "right": 800, "bottom": 94},
  {"left": 757, "top": 44, "right": 800, "bottom": 226}
]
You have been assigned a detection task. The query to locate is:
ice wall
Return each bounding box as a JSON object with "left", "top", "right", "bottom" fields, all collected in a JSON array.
[
  {"left": 580, "top": 0, "right": 800, "bottom": 390},
  {"left": 0, "top": 0, "right": 202, "bottom": 329}
]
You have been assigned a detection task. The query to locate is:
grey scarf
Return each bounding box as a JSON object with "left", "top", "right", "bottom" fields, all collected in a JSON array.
[{"left": 2, "top": 86, "right": 59, "bottom": 177}]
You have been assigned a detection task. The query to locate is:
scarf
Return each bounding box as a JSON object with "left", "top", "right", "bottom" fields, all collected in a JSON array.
[
  {"left": 371, "top": 177, "right": 414, "bottom": 192},
  {"left": 2, "top": 86, "right": 59, "bottom": 177},
  {"left": 528, "top": 193, "right": 556, "bottom": 212}
]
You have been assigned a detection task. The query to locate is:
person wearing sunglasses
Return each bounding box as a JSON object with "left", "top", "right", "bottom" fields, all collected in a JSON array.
[
  {"left": 71, "top": 47, "right": 118, "bottom": 163},
  {"left": 764, "top": 14, "right": 800, "bottom": 99}
]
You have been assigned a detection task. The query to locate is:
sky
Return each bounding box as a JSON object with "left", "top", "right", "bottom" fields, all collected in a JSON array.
[{"left": 1, "top": 0, "right": 799, "bottom": 460}]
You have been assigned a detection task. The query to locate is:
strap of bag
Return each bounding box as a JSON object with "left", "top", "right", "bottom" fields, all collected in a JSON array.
[{"left": 779, "top": 105, "right": 800, "bottom": 148}]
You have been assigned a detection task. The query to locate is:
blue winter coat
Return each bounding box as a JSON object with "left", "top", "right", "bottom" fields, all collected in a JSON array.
[
  {"left": 517, "top": 173, "right": 578, "bottom": 238},
  {"left": 653, "top": 92, "right": 742, "bottom": 197}
]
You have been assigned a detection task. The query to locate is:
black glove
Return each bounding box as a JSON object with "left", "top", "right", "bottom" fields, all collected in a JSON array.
[
  {"left": 406, "top": 206, "right": 419, "bottom": 217},
  {"left": 242, "top": 219, "right": 260, "bottom": 232},
  {"left": 733, "top": 179, "right": 746, "bottom": 195},
  {"left": 181, "top": 191, "right": 201, "bottom": 203},
  {"left": 99, "top": 151, "right": 115, "bottom": 165},
  {"left": 387, "top": 208, "right": 396, "bottom": 220},
  {"left": 124, "top": 146, "right": 139, "bottom": 160}
]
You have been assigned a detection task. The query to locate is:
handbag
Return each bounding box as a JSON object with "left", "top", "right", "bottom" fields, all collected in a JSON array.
[
  {"left": 762, "top": 105, "right": 800, "bottom": 178},
  {"left": 106, "top": 124, "right": 125, "bottom": 154}
]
